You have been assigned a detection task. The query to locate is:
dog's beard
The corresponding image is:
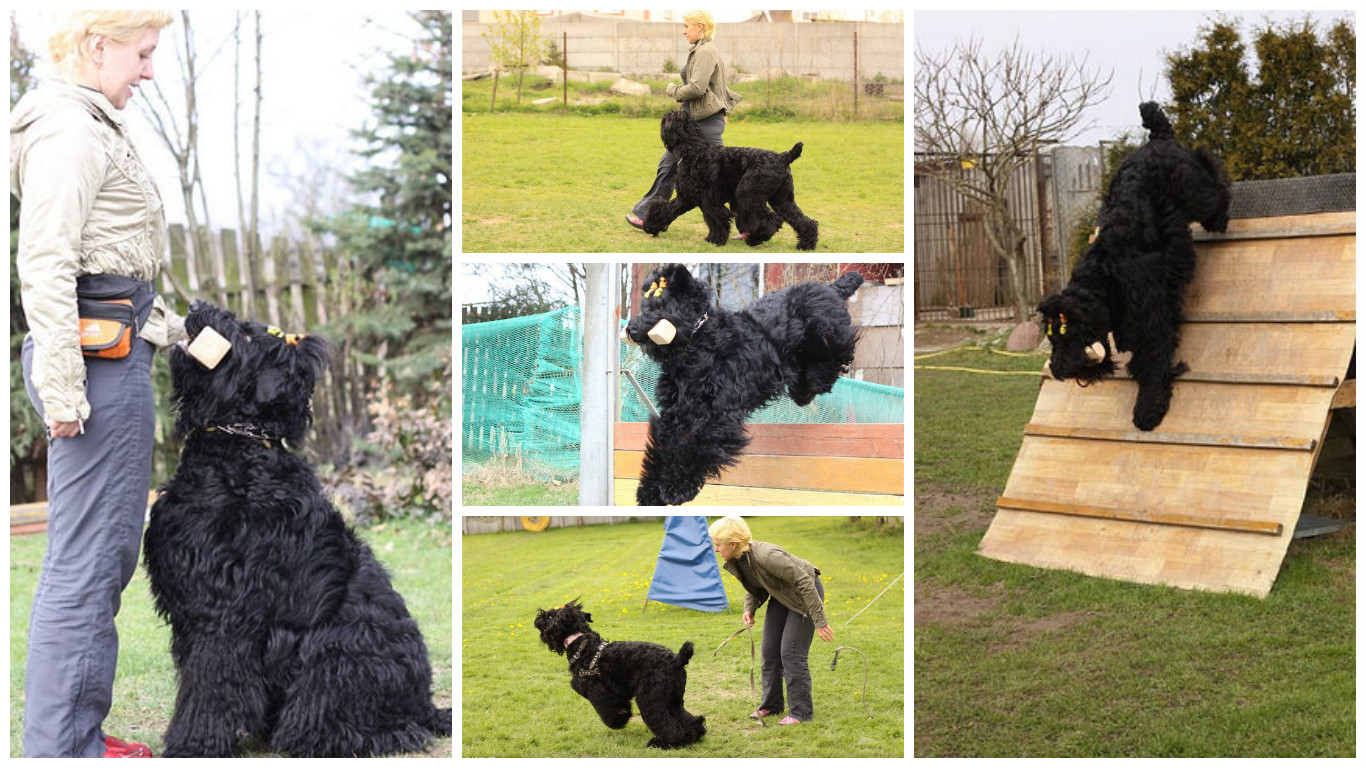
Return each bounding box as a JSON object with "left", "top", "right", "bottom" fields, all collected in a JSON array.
[{"left": 1047, "top": 343, "right": 1115, "bottom": 386}]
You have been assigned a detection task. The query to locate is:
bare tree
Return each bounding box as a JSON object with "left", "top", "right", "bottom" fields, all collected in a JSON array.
[{"left": 915, "top": 36, "right": 1112, "bottom": 322}]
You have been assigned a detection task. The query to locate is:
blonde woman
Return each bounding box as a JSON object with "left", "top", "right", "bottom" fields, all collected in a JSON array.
[
  {"left": 709, "top": 516, "right": 832, "bottom": 724},
  {"left": 11, "top": 10, "right": 182, "bottom": 757},
  {"left": 626, "top": 10, "right": 742, "bottom": 231}
]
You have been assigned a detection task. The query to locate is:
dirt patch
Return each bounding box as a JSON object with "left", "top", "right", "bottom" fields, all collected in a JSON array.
[
  {"left": 986, "top": 610, "right": 1096, "bottom": 654},
  {"left": 916, "top": 578, "right": 1097, "bottom": 653},
  {"left": 914, "top": 580, "right": 1004, "bottom": 626},
  {"left": 913, "top": 484, "right": 996, "bottom": 539},
  {"left": 914, "top": 322, "right": 1014, "bottom": 353}
]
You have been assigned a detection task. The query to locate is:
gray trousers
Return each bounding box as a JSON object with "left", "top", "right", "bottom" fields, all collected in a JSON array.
[
  {"left": 759, "top": 576, "right": 825, "bottom": 721},
  {"left": 21, "top": 334, "right": 156, "bottom": 757},
  {"left": 631, "top": 110, "right": 727, "bottom": 218}
]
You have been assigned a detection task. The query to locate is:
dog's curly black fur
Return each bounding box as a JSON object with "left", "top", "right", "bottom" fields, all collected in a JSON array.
[
  {"left": 534, "top": 599, "right": 705, "bottom": 749},
  {"left": 624, "top": 264, "right": 862, "bottom": 505},
  {"left": 1038, "top": 102, "right": 1231, "bottom": 430},
  {"left": 641, "top": 109, "right": 818, "bottom": 250},
  {"left": 143, "top": 301, "right": 451, "bottom": 757}
]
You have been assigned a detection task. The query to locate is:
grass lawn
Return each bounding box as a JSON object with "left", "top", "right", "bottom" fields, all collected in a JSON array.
[
  {"left": 9, "top": 519, "right": 452, "bottom": 757},
  {"left": 461, "top": 516, "right": 904, "bottom": 757},
  {"left": 461, "top": 113, "right": 904, "bottom": 252},
  {"left": 914, "top": 346, "right": 1354, "bottom": 757}
]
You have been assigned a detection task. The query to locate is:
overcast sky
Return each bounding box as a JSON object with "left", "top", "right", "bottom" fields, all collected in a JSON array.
[
  {"left": 12, "top": 10, "right": 427, "bottom": 234},
  {"left": 914, "top": 10, "right": 1354, "bottom": 146}
]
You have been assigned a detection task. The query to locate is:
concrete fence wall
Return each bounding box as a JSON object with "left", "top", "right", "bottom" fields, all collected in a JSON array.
[{"left": 464, "top": 20, "right": 904, "bottom": 83}]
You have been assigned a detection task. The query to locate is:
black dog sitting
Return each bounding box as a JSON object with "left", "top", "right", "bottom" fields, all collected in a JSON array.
[
  {"left": 622, "top": 264, "right": 862, "bottom": 505},
  {"left": 144, "top": 301, "right": 451, "bottom": 757},
  {"left": 641, "top": 109, "right": 819, "bottom": 250},
  {"left": 1038, "top": 102, "right": 1231, "bottom": 430},
  {"left": 535, "top": 599, "right": 706, "bottom": 749}
]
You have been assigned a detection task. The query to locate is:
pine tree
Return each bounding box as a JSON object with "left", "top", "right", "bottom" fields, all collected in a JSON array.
[{"left": 325, "top": 10, "right": 452, "bottom": 405}]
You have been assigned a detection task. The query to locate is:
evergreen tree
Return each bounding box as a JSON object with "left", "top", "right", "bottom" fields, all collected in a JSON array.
[
  {"left": 324, "top": 10, "right": 452, "bottom": 406},
  {"left": 1166, "top": 16, "right": 1354, "bottom": 179}
]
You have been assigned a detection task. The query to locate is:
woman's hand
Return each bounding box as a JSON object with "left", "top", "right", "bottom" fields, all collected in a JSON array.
[
  {"left": 47, "top": 419, "right": 83, "bottom": 439},
  {"left": 742, "top": 611, "right": 754, "bottom": 627},
  {"left": 817, "top": 625, "right": 834, "bottom": 642}
]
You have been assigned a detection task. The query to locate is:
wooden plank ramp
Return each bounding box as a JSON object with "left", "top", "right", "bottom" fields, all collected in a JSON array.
[{"left": 979, "top": 209, "right": 1355, "bottom": 598}]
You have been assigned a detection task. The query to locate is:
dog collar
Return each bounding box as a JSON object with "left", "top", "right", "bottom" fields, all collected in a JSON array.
[
  {"left": 693, "top": 313, "right": 708, "bottom": 332},
  {"left": 203, "top": 423, "right": 289, "bottom": 450},
  {"left": 563, "top": 632, "right": 584, "bottom": 649}
]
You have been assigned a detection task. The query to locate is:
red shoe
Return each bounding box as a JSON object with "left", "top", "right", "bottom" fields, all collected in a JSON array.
[{"left": 102, "top": 735, "right": 153, "bottom": 758}]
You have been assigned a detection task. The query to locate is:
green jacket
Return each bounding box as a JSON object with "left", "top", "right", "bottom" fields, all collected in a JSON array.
[
  {"left": 723, "top": 541, "right": 827, "bottom": 629},
  {"left": 665, "top": 37, "right": 741, "bottom": 120}
]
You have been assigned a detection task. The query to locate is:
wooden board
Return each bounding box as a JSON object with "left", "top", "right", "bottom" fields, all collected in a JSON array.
[
  {"left": 613, "top": 422, "right": 906, "bottom": 505},
  {"left": 612, "top": 479, "right": 904, "bottom": 507},
  {"left": 979, "top": 210, "right": 1355, "bottom": 597},
  {"left": 614, "top": 422, "right": 904, "bottom": 459}
]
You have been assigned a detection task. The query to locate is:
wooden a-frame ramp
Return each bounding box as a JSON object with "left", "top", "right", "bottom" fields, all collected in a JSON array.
[{"left": 980, "top": 174, "right": 1356, "bottom": 598}]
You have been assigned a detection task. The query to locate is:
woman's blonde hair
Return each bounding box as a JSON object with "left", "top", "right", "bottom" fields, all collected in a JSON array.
[
  {"left": 49, "top": 11, "right": 174, "bottom": 73},
  {"left": 708, "top": 515, "right": 751, "bottom": 555},
  {"left": 682, "top": 10, "right": 715, "bottom": 39}
]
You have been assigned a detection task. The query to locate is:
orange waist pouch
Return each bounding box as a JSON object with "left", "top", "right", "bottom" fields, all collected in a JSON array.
[{"left": 78, "top": 297, "right": 136, "bottom": 359}]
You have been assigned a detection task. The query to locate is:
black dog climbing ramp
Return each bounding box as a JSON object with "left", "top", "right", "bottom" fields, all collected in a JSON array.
[{"left": 979, "top": 174, "right": 1355, "bottom": 598}]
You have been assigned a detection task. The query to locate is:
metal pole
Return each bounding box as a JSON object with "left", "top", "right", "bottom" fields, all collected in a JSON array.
[{"left": 579, "top": 263, "right": 618, "bottom": 505}]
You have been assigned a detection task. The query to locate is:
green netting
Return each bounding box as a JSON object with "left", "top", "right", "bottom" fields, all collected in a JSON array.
[{"left": 462, "top": 307, "right": 905, "bottom": 480}]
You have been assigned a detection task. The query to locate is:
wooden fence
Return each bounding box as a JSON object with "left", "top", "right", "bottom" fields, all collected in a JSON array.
[{"left": 158, "top": 225, "right": 370, "bottom": 465}]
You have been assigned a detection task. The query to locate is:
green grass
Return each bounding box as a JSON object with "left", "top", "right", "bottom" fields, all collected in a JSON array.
[
  {"left": 914, "top": 346, "right": 1355, "bottom": 757},
  {"left": 460, "top": 112, "right": 904, "bottom": 252},
  {"left": 462, "top": 516, "right": 904, "bottom": 757},
  {"left": 10, "top": 520, "right": 452, "bottom": 757}
]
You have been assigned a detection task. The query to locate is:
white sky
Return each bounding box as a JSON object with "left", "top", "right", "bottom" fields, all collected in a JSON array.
[
  {"left": 12, "top": 10, "right": 429, "bottom": 234},
  {"left": 914, "top": 9, "right": 1354, "bottom": 146}
]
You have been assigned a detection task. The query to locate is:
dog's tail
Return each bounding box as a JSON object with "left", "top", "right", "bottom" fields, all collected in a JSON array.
[
  {"left": 1139, "top": 101, "right": 1174, "bottom": 140},
  {"left": 784, "top": 142, "right": 803, "bottom": 165},
  {"left": 677, "top": 641, "right": 695, "bottom": 666},
  {"left": 428, "top": 706, "right": 453, "bottom": 737},
  {"left": 832, "top": 271, "right": 864, "bottom": 299}
]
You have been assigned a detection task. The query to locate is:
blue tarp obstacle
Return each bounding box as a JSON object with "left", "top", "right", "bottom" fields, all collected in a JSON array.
[{"left": 645, "top": 516, "right": 729, "bottom": 612}]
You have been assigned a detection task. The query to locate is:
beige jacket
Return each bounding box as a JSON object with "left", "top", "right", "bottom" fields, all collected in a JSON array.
[
  {"left": 723, "top": 541, "right": 827, "bottom": 629},
  {"left": 11, "top": 79, "right": 185, "bottom": 423},
  {"left": 665, "top": 38, "right": 742, "bottom": 120}
]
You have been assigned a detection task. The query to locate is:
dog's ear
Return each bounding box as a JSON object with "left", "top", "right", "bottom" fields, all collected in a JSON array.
[
  {"left": 1037, "top": 292, "right": 1066, "bottom": 321},
  {"left": 292, "top": 334, "right": 330, "bottom": 381}
]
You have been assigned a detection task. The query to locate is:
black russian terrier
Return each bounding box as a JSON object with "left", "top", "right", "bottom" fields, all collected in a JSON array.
[
  {"left": 143, "top": 301, "right": 451, "bottom": 757},
  {"left": 622, "top": 264, "right": 862, "bottom": 505},
  {"left": 641, "top": 109, "right": 819, "bottom": 250},
  {"left": 1038, "top": 101, "right": 1231, "bottom": 430},
  {"left": 535, "top": 599, "right": 706, "bottom": 749}
]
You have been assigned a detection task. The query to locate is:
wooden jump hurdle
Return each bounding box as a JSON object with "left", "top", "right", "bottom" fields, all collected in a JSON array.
[
  {"left": 980, "top": 179, "right": 1355, "bottom": 598},
  {"left": 614, "top": 422, "right": 904, "bottom": 506}
]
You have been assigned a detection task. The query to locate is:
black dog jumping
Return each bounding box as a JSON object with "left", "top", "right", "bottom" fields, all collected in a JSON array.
[
  {"left": 641, "top": 109, "right": 819, "bottom": 250},
  {"left": 535, "top": 599, "right": 706, "bottom": 749},
  {"left": 1038, "top": 102, "right": 1230, "bottom": 430},
  {"left": 622, "top": 264, "right": 862, "bottom": 505},
  {"left": 144, "top": 301, "right": 451, "bottom": 757}
]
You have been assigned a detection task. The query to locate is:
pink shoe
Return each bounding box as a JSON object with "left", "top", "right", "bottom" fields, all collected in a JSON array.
[
  {"left": 778, "top": 716, "right": 802, "bottom": 725},
  {"left": 749, "top": 708, "right": 774, "bottom": 719}
]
